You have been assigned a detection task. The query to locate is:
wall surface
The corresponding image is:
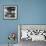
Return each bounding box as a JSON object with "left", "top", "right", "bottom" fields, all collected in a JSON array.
[{"left": 0, "top": 0, "right": 46, "bottom": 45}]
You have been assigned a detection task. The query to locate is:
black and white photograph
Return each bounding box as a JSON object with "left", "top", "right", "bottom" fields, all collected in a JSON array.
[
  {"left": 18, "top": 25, "right": 46, "bottom": 46},
  {"left": 18, "top": 25, "right": 46, "bottom": 41},
  {"left": 4, "top": 5, "right": 17, "bottom": 19}
]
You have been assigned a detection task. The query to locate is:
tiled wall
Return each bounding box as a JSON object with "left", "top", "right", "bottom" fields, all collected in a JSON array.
[{"left": 21, "top": 25, "right": 46, "bottom": 30}]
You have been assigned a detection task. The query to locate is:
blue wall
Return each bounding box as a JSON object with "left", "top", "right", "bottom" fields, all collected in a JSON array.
[{"left": 0, "top": 0, "right": 46, "bottom": 44}]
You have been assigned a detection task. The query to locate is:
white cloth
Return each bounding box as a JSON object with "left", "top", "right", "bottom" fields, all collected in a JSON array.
[
  {"left": 31, "top": 35, "right": 45, "bottom": 41},
  {"left": 21, "top": 30, "right": 28, "bottom": 39}
]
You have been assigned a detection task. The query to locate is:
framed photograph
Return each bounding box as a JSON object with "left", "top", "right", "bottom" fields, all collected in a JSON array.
[
  {"left": 18, "top": 24, "right": 46, "bottom": 41},
  {"left": 4, "top": 5, "right": 17, "bottom": 19}
]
